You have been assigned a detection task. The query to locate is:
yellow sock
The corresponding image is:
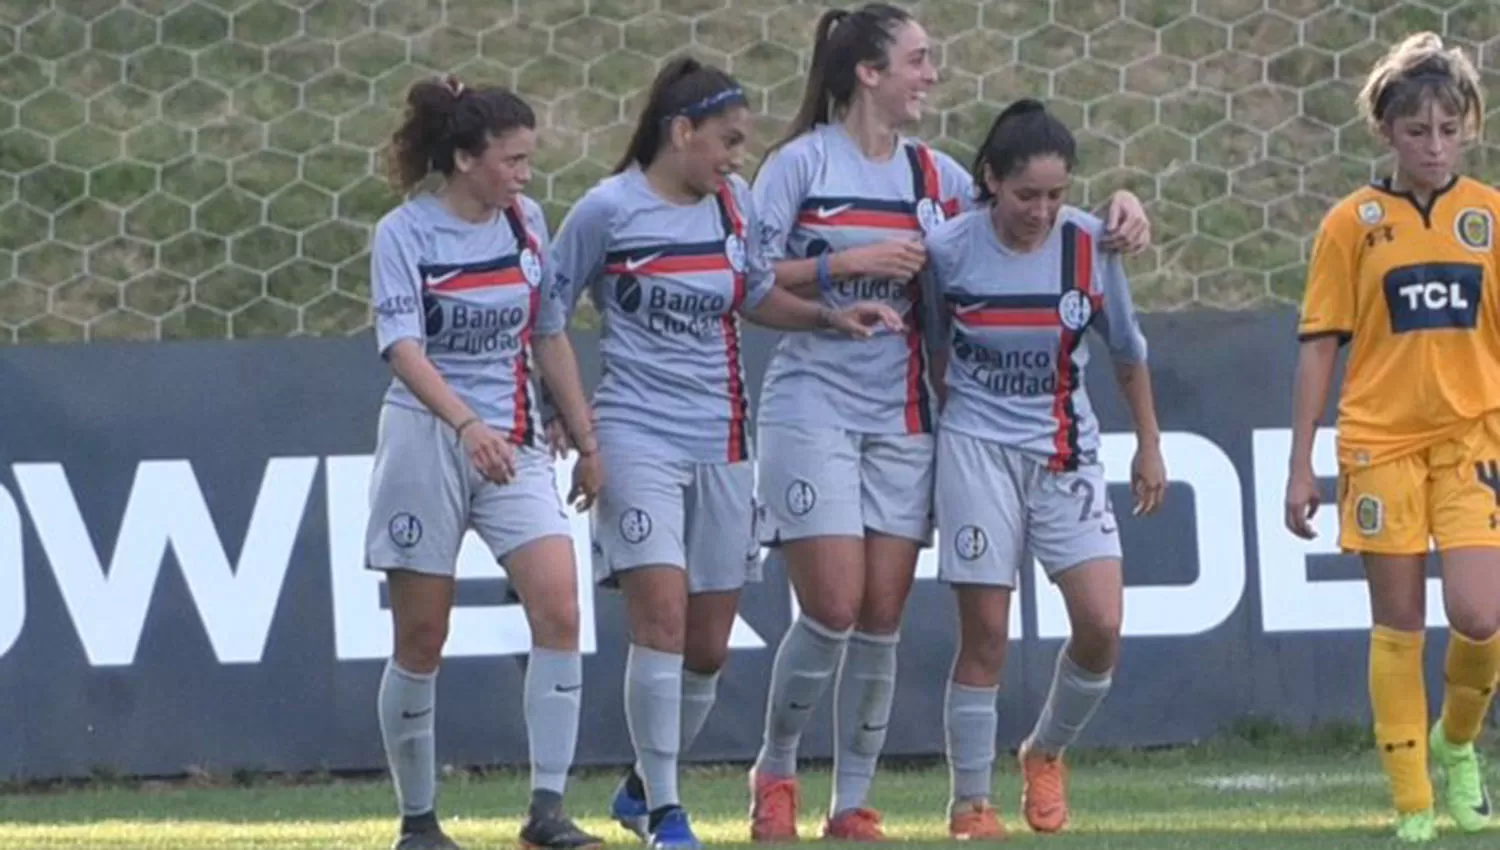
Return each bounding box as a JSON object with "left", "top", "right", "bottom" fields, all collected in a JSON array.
[
  {"left": 1370, "top": 626, "right": 1432, "bottom": 813},
  {"left": 1440, "top": 628, "right": 1500, "bottom": 746}
]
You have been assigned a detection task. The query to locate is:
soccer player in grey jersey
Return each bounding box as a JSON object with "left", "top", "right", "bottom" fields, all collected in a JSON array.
[
  {"left": 547, "top": 59, "right": 902, "bottom": 850},
  {"left": 745, "top": 4, "right": 1154, "bottom": 843},
  {"left": 921, "top": 99, "right": 1167, "bottom": 840},
  {"left": 365, "top": 77, "right": 603, "bottom": 850}
]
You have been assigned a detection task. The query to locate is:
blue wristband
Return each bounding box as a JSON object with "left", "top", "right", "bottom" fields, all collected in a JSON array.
[{"left": 815, "top": 252, "right": 833, "bottom": 296}]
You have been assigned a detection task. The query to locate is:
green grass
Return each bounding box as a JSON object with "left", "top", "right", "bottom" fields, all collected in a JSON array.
[{"left": 3, "top": 735, "right": 1498, "bottom": 849}]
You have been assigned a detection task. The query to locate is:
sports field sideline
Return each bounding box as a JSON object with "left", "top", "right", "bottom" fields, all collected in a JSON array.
[{"left": 2, "top": 725, "right": 1495, "bottom": 849}]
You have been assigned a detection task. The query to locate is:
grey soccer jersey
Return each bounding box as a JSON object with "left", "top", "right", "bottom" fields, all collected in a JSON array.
[
  {"left": 371, "top": 193, "right": 562, "bottom": 446},
  {"left": 922, "top": 206, "right": 1148, "bottom": 470},
  {"left": 753, "top": 123, "right": 974, "bottom": 434},
  {"left": 549, "top": 168, "right": 775, "bottom": 463}
]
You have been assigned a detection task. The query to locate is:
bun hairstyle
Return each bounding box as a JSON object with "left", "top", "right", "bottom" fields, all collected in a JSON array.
[
  {"left": 385, "top": 75, "right": 536, "bottom": 195},
  {"left": 767, "top": 3, "right": 911, "bottom": 156},
  {"left": 972, "top": 98, "right": 1077, "bottom": 202},
  {"left": 613, "top": 57, "right": 747, "bottom": 174},
  {"left": 1358, "top": 31, "right": 1483, "bottom": 138}
]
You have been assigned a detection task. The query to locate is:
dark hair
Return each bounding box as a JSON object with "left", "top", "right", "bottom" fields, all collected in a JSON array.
[
  {"left": 769, "top": 3, "right": 912, "bottom": 156},
  {"left": 1358, "top": 32, "right": 1484, "bottom": 139},
  {"left": 972, "top": 99, "right": 1076, "bottom": 202},
  {"left": 613, "top": 57, "right": 747, "bottom": 174},
  {"left": 386, "top": 75, "right": 536, "bottom": 195}
]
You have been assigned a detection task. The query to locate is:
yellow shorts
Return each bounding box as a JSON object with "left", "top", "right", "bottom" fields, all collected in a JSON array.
[{"left": 1339, "top": 413, "right": 1500, "bottom": 554}]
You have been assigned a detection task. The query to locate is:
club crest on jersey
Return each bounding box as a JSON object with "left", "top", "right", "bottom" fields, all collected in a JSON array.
[
  {"left": 1455, "top": 208, "right": 1492, "bottom": 251},
  {"left": 916, "top": 197, "right": 946, "bottom": 233},
  {"left": 1355, "top": 494, "right": 1383, "bottom": 536},
  {"left": 1057, "top": 289, "right": 1094, "bottom": 331},
  {"left": 1358, "top": 200, "right": 1384, "bottom": 225},
  {"left": 724, "top": 233, "right": 747, "bottom": 274},
  {"left": 519, "top": 247, "right": 543, "bottom": 288}
]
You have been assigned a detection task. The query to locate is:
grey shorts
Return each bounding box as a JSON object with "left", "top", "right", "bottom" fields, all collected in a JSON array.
[
  {"left": 364, "top": 404, "right": 571, "bottom": 576},
  {"left": 935, "top": 429, "right": 1121, "bottom": 588},
  {"left": 591, "top": 453, "right": 762, "bottom": 595},
  {"left": 756, "top": 424, "right": 934, "bottom": 546}
]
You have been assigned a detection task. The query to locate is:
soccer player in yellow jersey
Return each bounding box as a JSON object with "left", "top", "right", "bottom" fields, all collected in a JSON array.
[{"left": 1285, "top": 32, "right": 1500, "bottom": 844}]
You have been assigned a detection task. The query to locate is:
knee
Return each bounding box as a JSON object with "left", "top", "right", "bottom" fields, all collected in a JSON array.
[
  {"left": 1447, "top": 606, "right": 1500, "bottom": 643},
  {"left": 528, "top": 592, "right": 581, "bottom": 651},
  {"left": 396, "top": 617, "right": 448, "bottom": 673},
  {"left": 1373, "top": 598, "right": 1426, "bottom": 632},
  {"left": 857, "top": 595, "right": 906, "bottom": 635},
  {"left": 631, "top": 608, "right": 686, "bottom": 654},
  {"left": 958, "top": 626, "right": 1008, "bottom": 674},
  {"left": 684, "top": 643, "right": 728, "bottom": 676},
  {"left": 1071, "top": 612, "right": 1122, "bottom": 671},
  {"left": 802, "top": 598, "right": 858, "bottom": 634}
]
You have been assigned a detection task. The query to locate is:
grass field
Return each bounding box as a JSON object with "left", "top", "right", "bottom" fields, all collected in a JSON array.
[{"left": 4, "top": 728, "right": 1499, "bottom": 850}]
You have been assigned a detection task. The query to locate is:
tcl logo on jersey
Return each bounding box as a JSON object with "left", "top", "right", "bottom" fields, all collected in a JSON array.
[{"left": 1384, "top": 263, "right": 1483, "bottom": 333}]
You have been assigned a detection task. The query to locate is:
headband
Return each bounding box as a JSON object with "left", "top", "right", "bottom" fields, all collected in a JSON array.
[
  {"left": 1373, "top": 68, "right": 1455, "bottom": 120},
  {"left": 672, "top": 86, "right": 747, "bottom": 119}
]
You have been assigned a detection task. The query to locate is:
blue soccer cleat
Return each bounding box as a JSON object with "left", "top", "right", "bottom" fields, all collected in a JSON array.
[
  {"left": 610, "top": 771, "right": 649, "bottom": 840},
  {"left": 648, "top": 807, "right": 701, "bottom": 850}
]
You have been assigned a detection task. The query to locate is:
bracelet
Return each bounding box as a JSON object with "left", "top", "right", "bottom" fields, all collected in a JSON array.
[
  {"left": 815, "top": 252, "right": 833, "bottom": 297},
  {"left": 454, "top": 417, "right": 480, "bottom": 436},
  {"left": 815, "top": 306, "right": 833, "bottom": 329}
]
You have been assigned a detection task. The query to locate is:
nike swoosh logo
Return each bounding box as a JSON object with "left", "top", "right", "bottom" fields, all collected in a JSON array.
[
  {"left": 861, "top": 723, "right": 888, "bottom": 732},
  {"left": 555, "top": 683, "right": 583, "bottom": 693},
  {"left": 1474, "top": 786, "right": 1492, "bottom": 817},
  {"left": 789, "top": 702, "right": 812, "bottom": 710},
  {"left": 426, "top": 270, "right": 461, "bottom": 286},
  {"left": 625, "top": 253, "right": 662, "bottom": 272},
  {"left": 817, "top": 204, "right": 853, "bottom": 219},
  {"left": 401, "top": 706, "right": 433, "bottom": 720},
  {"left": 952, "top": 302, "right": 984, "bottom": 316}
]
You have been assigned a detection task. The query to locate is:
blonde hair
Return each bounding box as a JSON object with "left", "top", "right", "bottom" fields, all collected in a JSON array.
[{"left": 1358, "top": 32, "right": 1484, "bottom": 139}]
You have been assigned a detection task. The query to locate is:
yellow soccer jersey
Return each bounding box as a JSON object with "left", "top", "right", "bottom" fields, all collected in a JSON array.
[{"left": 1299, "top": 176, "right": 1500, "bottom": 468}]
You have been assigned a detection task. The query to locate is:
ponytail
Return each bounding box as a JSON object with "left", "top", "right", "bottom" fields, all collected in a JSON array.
[
  {"left": 972, "top": 98, "right": 1076, "bottom": 201},
  {"left": 613, "top": 57, "right": 747, "bottom": 174},
  {"left": 766, "top": 3, "right": 911, "bottom": 157},
  {"left": 385, "top": 75, "right": 535, "bottom": 195}
]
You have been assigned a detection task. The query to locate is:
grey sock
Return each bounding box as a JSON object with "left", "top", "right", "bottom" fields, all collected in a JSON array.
[
  {"left": 832, "top": 630, "right": 899, "bottom": 815},
  {"left": 1028, "top": 643, "right": 1112, "bottom": 756},
  {"left": 378, "top": 659, "right": 438, "bottom": 817},
  {"left": 680, "top": 668, "right": 720, "bottom": 755},
  {"left": 945, "top": 679, "right": 998, "bottom": 807},
  {"left": 755, "top": 615, "right": 851, "bottom": 777},
  {"left": 625, "top": 644, "right": 683, "bottom": 810},
  {"left": 525, "top": 646, "right": 583, "bottom": 795}
]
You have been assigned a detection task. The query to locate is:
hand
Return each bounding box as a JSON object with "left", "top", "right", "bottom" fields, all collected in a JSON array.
[
  {"left": 1131, "top": 440, "right": 1167, "bottom": 515},
  {"left": 1101, "top": 190, "right": 1151, "bottom": 255},
  {"left": 840, "top": 238, "right": 927, "bottom": 281},
  {"left": 826, "top": 301, "right": 906, "bottom": 338},
  {"left": 544, "top": 418, "right": 572, "bottom": 458},
  {"left": 459, "top": 420, "right": 516, "bottom": 484},
  {"left": 568, "top": 450, "right": 603, "bottom": 512},
  {"left": 1284, "top": 463, "right": 1321, "bottom": 540}
]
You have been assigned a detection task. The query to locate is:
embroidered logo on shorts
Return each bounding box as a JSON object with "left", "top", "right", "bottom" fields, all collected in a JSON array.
[
  {"left": 1355, "top": 494, "right": 1383, "bottom": 536},
  {"left": 619, "top": 508, "right": 653, "bottom": 544},
  {"left": 785, "top": 479, "right": 817, "bottom": 517},
  {"left": 955, "top": 525, "right": 988, "bottom": 561},
  {"left": 1456, "top": 208, "right": 1493, "bottom": 251},
  {"left": 388, "top": 512, "right": 423, "bottom": 549}
]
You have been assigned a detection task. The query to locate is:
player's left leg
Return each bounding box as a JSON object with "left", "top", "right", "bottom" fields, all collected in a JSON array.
[
  {"left": 477, "top": 447, "right": 601, "bottom": 850},
  {"left": 1018, "top": 558, "right": 1120, "bottom": 835},
  {"left": 1020, "top": 461, "right": 1126, "bottom": 834},
  {"left": 1426, "top": 420, "right": 1500, "bottom": 834},
  {"left": 823, "top": 432, "right": 932, "bottom": 841}
]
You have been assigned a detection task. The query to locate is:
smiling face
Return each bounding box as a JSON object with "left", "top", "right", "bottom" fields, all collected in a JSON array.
[
  {"left": 859, "top": 19, "right": 939, "bottom": 128},
  {"left": 987, "top": 154, "right": 1071, "bottom": 249},
  {"left": 671, "top": 104, "right": 751, "bottom": 195}
]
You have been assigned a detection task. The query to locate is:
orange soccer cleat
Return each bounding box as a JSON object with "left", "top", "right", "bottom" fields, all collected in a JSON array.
[
  {"left": 749, "top": 770, "right": 800, "bottom": 842},
  {"left": 948, "top": 799, "right": 1006, "bottom": 841},
  {"left": 1018, "top": 741, "right": 1070, "bottom": 834},
  {"left": 822, "top": 807, "right": 886, "bottom": 841}
]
